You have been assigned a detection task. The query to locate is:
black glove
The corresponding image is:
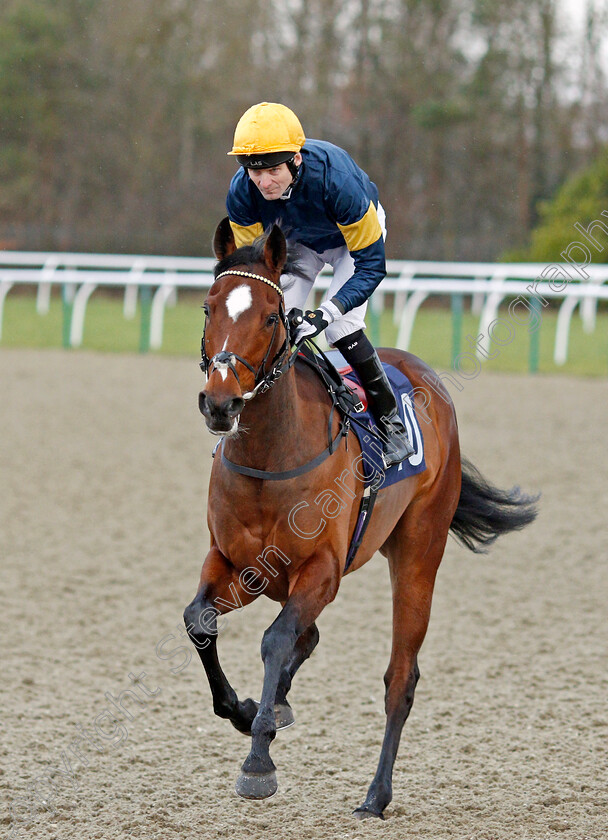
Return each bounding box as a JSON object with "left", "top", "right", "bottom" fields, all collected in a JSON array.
[
  {"left": 294, "top": 308, "right": 330, "bottom": 342},
  {"left": 287, "top": 308, "right": 304, "bottom": 345}
]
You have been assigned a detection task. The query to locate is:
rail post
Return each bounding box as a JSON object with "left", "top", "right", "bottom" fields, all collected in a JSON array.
[
  {"left": 451, "top": 293, "right": 463, "bottom": 367},
  {"left": 368, "top": 306, "right": 381, "bottom": 346},
  {"left": 61, "top": 284, "right": 74, "bottom": 349},
  {"left": 139, "top": 285, "right": 152, "bottom": 353},
  {"left": 528, "top": 296, "right": 542, "bottom": 373}
]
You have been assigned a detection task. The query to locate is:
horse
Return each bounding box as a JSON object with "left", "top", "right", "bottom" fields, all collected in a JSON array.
[{"left": 183, "top": 218, "right": 538, "bottom": 819}]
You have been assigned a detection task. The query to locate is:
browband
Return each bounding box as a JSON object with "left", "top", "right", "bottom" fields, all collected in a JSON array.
[{"left": 214, "top": 270, "right": 283, "bottom": 297}]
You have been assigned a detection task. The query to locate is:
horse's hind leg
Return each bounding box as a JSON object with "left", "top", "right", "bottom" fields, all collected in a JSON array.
[
  {"left": 354, "top": 515, "right": 450, "bottom": 820},
  {"left": 274, "top": 622, "right": 320, "bottom": 727},
  {"left": 183, "top": 547, "right": 260, "bottom": 735}
]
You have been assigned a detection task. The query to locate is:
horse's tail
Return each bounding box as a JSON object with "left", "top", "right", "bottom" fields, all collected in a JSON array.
[{"left": 449, "top": 456, "right": 539, "bottom": 553}]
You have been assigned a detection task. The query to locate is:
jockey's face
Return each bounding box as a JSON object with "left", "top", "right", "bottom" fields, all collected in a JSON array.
[{"left": 247, "top": 152, "right": 302, "bottom": 200}]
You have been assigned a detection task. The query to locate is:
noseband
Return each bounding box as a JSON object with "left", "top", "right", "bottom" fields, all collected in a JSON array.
[{"left": 200, "top": 269, "right": 296, "bottom": 400}]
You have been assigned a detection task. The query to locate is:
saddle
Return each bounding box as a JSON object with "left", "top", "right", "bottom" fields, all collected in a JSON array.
[{"left": 296, "top": 344, "right": 368, "bottom": 416}]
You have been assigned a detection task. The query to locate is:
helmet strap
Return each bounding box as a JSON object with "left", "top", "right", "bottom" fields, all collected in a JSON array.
[
  {"left": 280, "top": 157, "right": 301, "bottom": 199},
  {"left": 286, "top": 157, "right": 299, "bottom": 182}
]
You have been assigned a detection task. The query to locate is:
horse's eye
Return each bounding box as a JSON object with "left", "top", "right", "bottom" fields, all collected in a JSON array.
[
  {"left": 202, "top": 303, "right": 210, "bottom": 317},
  {"left": 266, "top": 313, "right": 279, "bottom": 327}
]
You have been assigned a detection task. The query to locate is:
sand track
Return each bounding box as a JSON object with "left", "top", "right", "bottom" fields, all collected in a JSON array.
[{"left": 1, "top": 348, "right": 606, "bottom": 839}]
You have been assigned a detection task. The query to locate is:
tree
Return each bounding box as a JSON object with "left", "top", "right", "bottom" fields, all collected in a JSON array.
[
  {"left": 1, "top": 0, "right": 607, "bottom": 258},
  {"left": 0, "top": 0, "right": 96, "bottom": 242},
  {"left": 507, "top": 147, "right": 608, "bottom": 262}
]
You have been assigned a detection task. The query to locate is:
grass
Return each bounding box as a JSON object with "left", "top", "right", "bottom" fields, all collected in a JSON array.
[
  {"left": 1, "top": 288, "right": 607, "bottom": 376},
  {"left": 375, "top": 305, "right": 608, "bottom": 377},
  {"left": 0, "top": 290, "right": 207, "bottom": 356}
]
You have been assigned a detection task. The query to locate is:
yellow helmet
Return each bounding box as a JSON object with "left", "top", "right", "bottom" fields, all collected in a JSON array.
[{"left": 228, "top": 102, "right": 306, "bottom": 169}]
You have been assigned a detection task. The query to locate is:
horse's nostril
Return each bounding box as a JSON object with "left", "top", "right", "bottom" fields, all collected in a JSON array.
[
  {"left": 226, "top": 397, "right": 244, "bottom": 417},
  {"left": 199, "top": 392, "right": 242, "bottom": 421}
]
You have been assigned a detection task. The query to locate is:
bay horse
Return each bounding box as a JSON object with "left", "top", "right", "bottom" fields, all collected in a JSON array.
[{"left": 183, "top": 219, "right": 538, "bottom": 818}]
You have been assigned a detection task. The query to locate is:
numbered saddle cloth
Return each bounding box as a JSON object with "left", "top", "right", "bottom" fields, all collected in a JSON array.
[{"left": 326, "top": 351, "right": 427, "bottom": 489}]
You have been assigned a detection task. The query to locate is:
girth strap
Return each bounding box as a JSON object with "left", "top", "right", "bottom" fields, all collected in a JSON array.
[{"left": 343, "top": 484, "right": 379, "bottom": 573}]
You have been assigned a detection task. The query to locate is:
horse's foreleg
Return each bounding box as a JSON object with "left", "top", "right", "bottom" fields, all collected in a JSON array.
[
  {"left": 354, "top": 529, "right": 448, "bottom": 820},
  {"left": 273, "top": 622, "right": 320, "bottom": 726},
  {"left": 183, "top": 547, "right": 260, "bottom": 735},
  {"left": 236, "top": 559, "right": 338, "bottom": 800}
]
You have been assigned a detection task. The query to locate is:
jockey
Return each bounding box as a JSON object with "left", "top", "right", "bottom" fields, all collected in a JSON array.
[{"left": 225, "top": 102, "right": 414, "bottom": 467}]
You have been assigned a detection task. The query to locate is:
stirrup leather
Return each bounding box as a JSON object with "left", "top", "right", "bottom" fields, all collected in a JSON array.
[{"left": 345, "top": 351, "right": 415, "bottom": 466}]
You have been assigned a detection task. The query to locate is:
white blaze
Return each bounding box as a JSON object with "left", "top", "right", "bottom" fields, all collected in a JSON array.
[
  {"left": 217, "top": 338, "right": 229, "bottom": 380},
  {"left": 226, "top": 284, "right": 252, "bottom": 322}
]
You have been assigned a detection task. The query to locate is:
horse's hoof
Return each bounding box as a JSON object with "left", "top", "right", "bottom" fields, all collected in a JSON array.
[
  {"left": 353, "top": 807, "right": 385, "bottom": 821},
  {"left": 274, "top": 703, "right": 295, "bottom": 730},
  {"left": 235, "top": 770, "right": 278, "bottom": 800}
]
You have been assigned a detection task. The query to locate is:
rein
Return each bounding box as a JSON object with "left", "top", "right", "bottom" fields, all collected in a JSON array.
[
  {"left": 202, "top": 270, "right": 378, "bottom": 567},
  {"left": 202, "top": 268, "right": 356, "bottom": 482},
  {"left": 216, "top": 339, "right": 355, "bottom": 481}
]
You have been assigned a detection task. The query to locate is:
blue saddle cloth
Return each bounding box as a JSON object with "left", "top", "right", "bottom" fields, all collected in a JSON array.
[{"left": 325, "top": 351, "right": 427, "bottom": 489}]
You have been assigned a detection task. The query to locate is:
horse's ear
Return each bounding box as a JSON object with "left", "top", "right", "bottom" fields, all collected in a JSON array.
[
  {"left": 263, "top": 224, "right": 287, "bottom": 276},
  {"left": 213, "top": 217, "right": 237, "bottom": 260}
]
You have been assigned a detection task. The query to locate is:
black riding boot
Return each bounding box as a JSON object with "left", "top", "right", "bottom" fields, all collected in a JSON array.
[{"left": 336, "top": 332, "right": 415, "bottom": 467}]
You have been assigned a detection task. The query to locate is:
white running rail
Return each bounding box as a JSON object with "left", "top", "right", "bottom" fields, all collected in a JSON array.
[{"left": 1, "top": 251, "right": 607, "bottom": 365}]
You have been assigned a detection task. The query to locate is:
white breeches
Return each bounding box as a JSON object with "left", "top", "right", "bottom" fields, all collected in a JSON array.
[{"left": 282, "top": 204, "right": 387, "bottom": 345}]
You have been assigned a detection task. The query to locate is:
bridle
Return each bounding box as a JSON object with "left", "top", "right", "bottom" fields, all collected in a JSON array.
[
  {"left": 202, "top": 266, "right": 363, "bottom": 488},
  {"left": 200, "top": 269, "right": 298, "bottom": 401}
]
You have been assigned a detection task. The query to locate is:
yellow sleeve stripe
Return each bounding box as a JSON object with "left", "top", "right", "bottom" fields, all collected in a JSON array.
[
  {"left": 337, "top": 201, "right": 383, "bottom": 252},
  {"left": 229, "top": 220, "right": 264, "bottom": 248}
]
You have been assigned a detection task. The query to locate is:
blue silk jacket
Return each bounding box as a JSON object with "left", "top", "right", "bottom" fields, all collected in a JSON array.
[{"left": 226, "top": 139, "right": 386, "bottom": 314}]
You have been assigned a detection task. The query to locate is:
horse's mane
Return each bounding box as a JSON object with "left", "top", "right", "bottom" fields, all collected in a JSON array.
[{"left": 214, "top": 232, "right": 305, "bottom": 282}]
